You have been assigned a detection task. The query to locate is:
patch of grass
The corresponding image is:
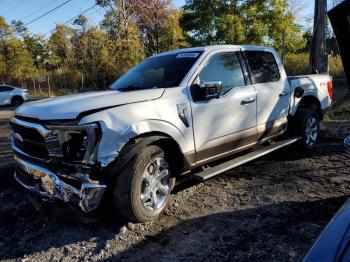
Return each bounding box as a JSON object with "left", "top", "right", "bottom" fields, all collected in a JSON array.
[
  {"left": 284, "top": 53, "right": 345, "bottom": 79},
  {"left": 326, "top": 99, "right": 350, "bottom": 120},
  {"left": 329, "top": 56, "right": 346, "bottom": 79}
]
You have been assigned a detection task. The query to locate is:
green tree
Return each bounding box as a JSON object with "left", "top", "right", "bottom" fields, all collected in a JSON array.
[
  {"left": 180, "top": 0, "right": 306, "bottom": 53},
  {"left": 1, "top": 38, "right": 35, "bottom": 84},
  {"left": 158, "top": 9, "right": 189, "bottom": 52},
  {"left": 101, "top": 0, "right": 187, "bottom": 56},
  {"left": 0, "top": 17, "right": 35, "bottom": 85},
  {"left": 100, "top": 0, "right": 145, "bottom": 76},
  {"left": 47, "top": 24, "right": 75, "bottom": 68},
  {"left": 260, "top": 0, "right": 306, "bottom": 53},
  {"left": 0, "top": 16, "right": 11, "bottom": 40},
  {"left": 180, "top": 0, "right": 226, "bottom": 45},
  {"left": 24, "top": 34, "right": 50, "bottom": 69},
  {"left": 71, "top": 26, "right": 111, "bottom": 88}
]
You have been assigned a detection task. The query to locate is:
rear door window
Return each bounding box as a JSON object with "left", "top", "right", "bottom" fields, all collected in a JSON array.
[{"left": 245, "top": 51, "right": 280, "bottom": 84}]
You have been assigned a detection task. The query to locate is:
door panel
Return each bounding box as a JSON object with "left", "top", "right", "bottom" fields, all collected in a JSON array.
[
  {"left": 253, "top": 79, "right": 290, "bottom": 141},
  {"left": 245, "top": 51, "right": 290, "bottom": 140},
  {"left": 190, "top": 51, "right": 257, "bottom": 164},
  {"left": 192, "top": 86, "right": 257, "bottom": 164},
  {"left": 253, "top": 80, "right": 290, "bottom": 125},
  {"left": 256, "top": 117, "right": 288, "bottom": 141}
]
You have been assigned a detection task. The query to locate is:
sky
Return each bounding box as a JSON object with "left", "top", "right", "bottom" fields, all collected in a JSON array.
[{"left": 0, "top": 0, "right": 323, "bottom": 37}]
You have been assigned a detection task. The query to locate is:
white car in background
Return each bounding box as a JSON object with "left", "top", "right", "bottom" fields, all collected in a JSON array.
[{"left": 0, "top": 85, "right": 31, "bottom": 106}]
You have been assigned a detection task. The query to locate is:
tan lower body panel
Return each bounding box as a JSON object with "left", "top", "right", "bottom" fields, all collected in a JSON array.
[
  {"left": 194, "top": 127, "right": 257, "bottom": 166},
  {"left": 185, "top": 117, "right": 288, "bottom": 169},
  {"left": 257, "top": 117, "right": 288, "bottom": 142}
]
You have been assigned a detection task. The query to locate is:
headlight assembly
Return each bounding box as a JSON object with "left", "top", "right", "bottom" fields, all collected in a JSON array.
[{"left": 49, "top": 123, "right": 101, "bottom": 165}]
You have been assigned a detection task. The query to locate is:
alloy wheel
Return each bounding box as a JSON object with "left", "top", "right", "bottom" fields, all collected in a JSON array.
[
  {"left": 140, "top": 157, "right": 172, "bottom": 211},
  {"left": 305, "top": 116, "right": 318, "bottom": 147}
]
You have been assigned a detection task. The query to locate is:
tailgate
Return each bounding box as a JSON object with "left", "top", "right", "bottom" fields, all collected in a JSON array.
[{"left": 328, "top": 0, "right": 350, "bottom": 91}]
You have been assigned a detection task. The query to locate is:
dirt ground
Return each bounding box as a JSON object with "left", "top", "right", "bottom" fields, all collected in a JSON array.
[{"left": 0, "top": 106, "right": 349, "bottom": 261}]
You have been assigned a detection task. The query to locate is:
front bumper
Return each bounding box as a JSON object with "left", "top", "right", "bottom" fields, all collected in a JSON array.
[{"left": 14, "top": 155, "right": 106, "bottom": 213}]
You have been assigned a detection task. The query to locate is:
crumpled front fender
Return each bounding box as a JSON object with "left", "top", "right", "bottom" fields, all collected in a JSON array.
[{"left": 80, "top": 110, "right": 190, "bottom": 167}]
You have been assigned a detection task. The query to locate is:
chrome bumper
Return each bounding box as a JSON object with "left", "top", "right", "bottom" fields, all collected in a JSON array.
[{"left": 14, "top": 155, "right": 106, "bottom": 212}]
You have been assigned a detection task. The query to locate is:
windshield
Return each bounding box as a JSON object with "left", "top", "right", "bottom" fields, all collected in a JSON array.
[{"left": 110, "top": 52, "right": 203, "bottom": 91}]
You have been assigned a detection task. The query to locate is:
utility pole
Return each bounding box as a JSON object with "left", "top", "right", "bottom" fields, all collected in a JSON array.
[{"left": 309, "top": 0, "right": 328, "bottom": 74}]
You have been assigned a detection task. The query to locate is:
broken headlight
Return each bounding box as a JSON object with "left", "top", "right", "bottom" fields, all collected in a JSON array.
[{"left": 50, "top": 123, "right": 101, "bottom": 164}]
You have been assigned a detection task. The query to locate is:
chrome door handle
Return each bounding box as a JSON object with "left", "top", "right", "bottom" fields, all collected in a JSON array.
[
  {"left": 241, "top": 97, "right": 255, "bottom": 105},
  {"left": 279, "top": 92, "right": 289, "bottom": 97}
]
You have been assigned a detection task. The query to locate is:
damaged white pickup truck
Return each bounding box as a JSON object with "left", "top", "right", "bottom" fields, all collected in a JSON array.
[{"left": 11, "top": 45, "right": 333, "bottom": 222}]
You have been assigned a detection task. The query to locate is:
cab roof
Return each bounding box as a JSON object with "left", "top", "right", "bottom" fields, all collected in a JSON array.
[{"left": 152, "top": 45, "right": 277, "bottom": 58}]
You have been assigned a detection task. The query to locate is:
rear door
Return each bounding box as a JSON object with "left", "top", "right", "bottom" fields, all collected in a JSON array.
[
  {"left": 190, "top": 49, "right": 257, "bottom": 165},
  {"left": 244, "top": 50, "right": 290, "bottom": 141}
]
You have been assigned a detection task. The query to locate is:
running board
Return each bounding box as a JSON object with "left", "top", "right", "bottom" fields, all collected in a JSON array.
[{"left": 191, "top": 137, "right": 301, "bottom": 181}]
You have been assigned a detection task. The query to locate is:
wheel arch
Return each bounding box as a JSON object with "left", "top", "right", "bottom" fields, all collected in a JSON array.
[
  {"left": 103, "top": 131, "right": 187, "bottom": 182},
  {"left": 295, "top": 96, "right": 323, "bottom": 120},
  {"left": 11, "top": 95, "right": 24, "bottom": 104}
]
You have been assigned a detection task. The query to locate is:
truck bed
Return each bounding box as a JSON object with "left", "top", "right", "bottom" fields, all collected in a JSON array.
[{"left": 287, "top": 73, "right": 333, "bottom": 115}]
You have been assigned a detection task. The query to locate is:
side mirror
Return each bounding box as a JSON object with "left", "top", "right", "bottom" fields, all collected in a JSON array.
[{"left": 200, "top": 81, "right": 223, "bottom": 100}]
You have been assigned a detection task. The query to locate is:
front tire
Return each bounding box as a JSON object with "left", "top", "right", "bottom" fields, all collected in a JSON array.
[
  {"left": 114, "top": 145, "right": 175, "bottom": 222},
  {"left": 292, "top": 108, "right": 319, "bottom": 150}
]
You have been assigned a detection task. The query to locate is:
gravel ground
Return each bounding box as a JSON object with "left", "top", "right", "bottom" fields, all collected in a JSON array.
[{"left": 0, "top": 106, "right": 349, "bottom": 261}]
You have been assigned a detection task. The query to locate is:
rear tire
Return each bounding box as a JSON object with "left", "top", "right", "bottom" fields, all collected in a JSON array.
[
  {"left": 114, "top": 145, "right": 175, "bottom": 222},
  {"left": 291, "top": 108, "right": 319, "bottom": 150},
  {"left": 11, "top": 96, "right": 24, "bottom": 106}
]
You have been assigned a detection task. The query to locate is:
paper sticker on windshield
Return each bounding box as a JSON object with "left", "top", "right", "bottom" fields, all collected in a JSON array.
[{"left": 176, "top": 53, "right": 200, "bottom": 58}]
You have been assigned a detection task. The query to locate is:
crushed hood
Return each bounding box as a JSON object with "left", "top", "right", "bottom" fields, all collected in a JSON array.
[
  {"left": 15, "top": 89, "right": 164, "bottom": 120},
  {"left": 328, "top": 0, "right": 350, "bottom": 91}
]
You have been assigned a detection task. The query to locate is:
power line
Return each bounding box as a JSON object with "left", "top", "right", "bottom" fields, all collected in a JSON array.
[
  {"left": 21, "top": 0, "right": 59, "bottom": 21},
  {"left": 24, "top": 0, "right": 73, "bottom": 26},
  {"left": 4, "top": 0, "right": 26, "bottom": 15},
  {"left": 62, "top": 4, "right": 98, "bottom": 25},
  {"left": 43, "top": 4, "right": 98, "bottom": 36}
]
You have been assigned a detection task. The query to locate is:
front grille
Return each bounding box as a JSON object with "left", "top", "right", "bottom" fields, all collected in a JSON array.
[{"left": 11, "top": 122, "right": 49, "bottom": 158}]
